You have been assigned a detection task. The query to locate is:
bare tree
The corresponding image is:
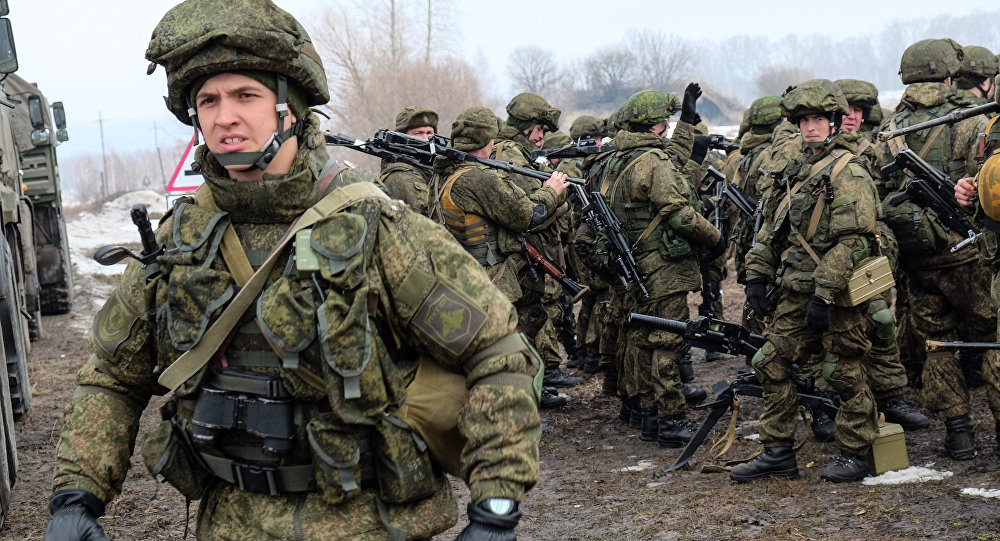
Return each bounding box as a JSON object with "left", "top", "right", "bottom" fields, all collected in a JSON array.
[
  {"left": 506, "top": 45, "right": 559, "bottom": 95},
  {"left": 628, "top": 29, "right": 693, "bottom": 90},
  {"left": 756, "top": 64, "right": 815, "bottom": 98},
  {"left": 583, "top": 45, "right": 637, "bottom": 105}
]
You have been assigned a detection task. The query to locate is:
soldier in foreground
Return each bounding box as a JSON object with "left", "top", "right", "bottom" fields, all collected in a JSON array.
[
  {"left": 381, "top": 106, "right": 438, "bottom": 216},
  {"left": 45, "top": 1, "right": 541, "bottom": 539},
  {"left": 736, "top": 80, "right": 880, "bottom": 483}
]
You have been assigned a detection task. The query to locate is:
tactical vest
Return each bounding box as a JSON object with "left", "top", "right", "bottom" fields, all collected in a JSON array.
[
  {"left": 892, "top": 104, "right": 968, "bottom": 180},
  {"left": 439, "top": 164, "right": 504, "bottom": 267}
]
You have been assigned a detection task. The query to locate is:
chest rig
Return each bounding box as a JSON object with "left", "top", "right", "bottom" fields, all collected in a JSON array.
[{"left": 440, "top": 164, "right": 504, "bottom": 266}]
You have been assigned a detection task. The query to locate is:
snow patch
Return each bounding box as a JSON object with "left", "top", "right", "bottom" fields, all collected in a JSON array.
[
  {"left": 69, "top": 190, "right": 168, "bottom": 278},
  {"left": 960, "top": 488, "right": 1000, "bottom": 499},
  {"left": 620, "top": 460, "right": 656, "bottom": 472},
  {"left": 862, "top": 466, "right": 953, "bottom": 485}
]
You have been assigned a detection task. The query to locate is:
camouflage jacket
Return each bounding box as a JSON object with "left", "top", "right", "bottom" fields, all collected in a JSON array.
[
  {"left": 52, "top": 116, "right": 541, "bottom": 513},
  {"left": 746, "top": 130, "right": 879, "bottom": 300},
  {"left": 380, "top": 159, "right": 432, "bottom": 216}
]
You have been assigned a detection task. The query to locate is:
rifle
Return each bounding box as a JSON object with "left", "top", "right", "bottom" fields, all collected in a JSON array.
[
  {"left": 570, "top": 184, "right": 649, "bottom": 297},
  {"left": 882, "top": 147, "right": 979, "bottom": 252},
  {"left": 878, "top": 101, "right": 1000, "bottom": 142},
  {"left": 698, "top": 167, "right": 756, "bottom": 221},
  {"left": 695, "top": 134, "right": 740, "bottom": 155},
  {"left": 520, "top": 236, "right": 590, "bottom": 303},
  {"left": 925, "top": 340, "right": 1000, "bottom": 352},
  {"left": 531, "top": 142, "right": 615, "bottom": 162},
  {"left": 628, "top": 313, "right": 838, "bottom": 472},
  {"left": 93, "top": 204, "right": 165, "bottom": 282}
]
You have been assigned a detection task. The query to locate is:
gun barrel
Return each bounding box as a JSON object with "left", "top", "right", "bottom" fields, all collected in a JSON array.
[
  {"left": 925, "top": 340, "right": 1000, "bottom": 352},
  {"left": 878, "top": 102, "right": 1000, "bottom": 142},
  {"left": 628, "top": 313, "right": 687, "bottom": 335}
]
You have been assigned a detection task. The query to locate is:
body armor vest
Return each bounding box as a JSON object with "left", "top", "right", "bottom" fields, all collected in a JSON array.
[{"left": 439, "top": 164, "right": 504, "bottom": 267}]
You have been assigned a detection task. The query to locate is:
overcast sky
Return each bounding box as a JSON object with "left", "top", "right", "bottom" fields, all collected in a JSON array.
[{"left": 10, "top": 0, "right": 1000, "bottom": 161}]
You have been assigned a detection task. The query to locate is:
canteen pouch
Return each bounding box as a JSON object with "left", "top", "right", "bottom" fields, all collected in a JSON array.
[
  {"left": 141, "top": 414, "right": 211, "bottom": 501},
  {"left": 306, "top": 414, "right": 364, "bottom": 505},
  {"left": 657, "top": 228, "right": 693, "bottom": 260},
  {"left": 373, "top": 413, "right": 435, "bottom": 504}
]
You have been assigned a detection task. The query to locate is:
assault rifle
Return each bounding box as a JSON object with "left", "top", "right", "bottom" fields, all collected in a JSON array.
[
  {"left": 93, "top": 205, "right": 165, "bottom": 282},
  {"left": 878, "top": 101, "right": 1000, "bottom": 142},
  {"left": 570, "top": 184, "right": 649, "bottom": 297},
  {"left": 628, "top": 313, "right": 838, "bottom": 472},
  {"left": 531, "top": 142, "right": 615, "bottom": 162},
  {"left": 520, "top": 236, "right": 589, "bottom": 303},
  {"left": 882, "top": 147, "right": 979, "bottom": 252},
  {"left": 698, "top": 168, "right": 756, "bottom": 220}
]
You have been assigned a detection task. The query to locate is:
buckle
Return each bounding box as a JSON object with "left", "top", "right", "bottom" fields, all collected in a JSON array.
[{"left": 231, "top": 461, "right": 280, "bottom": 495}]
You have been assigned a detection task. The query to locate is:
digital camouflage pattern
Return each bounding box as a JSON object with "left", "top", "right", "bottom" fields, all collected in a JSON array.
[
  {"left": 748, "top": 95, "right": 783, "bottom": 127},
  {"left": 779, "top": 79, "right": 850, "bottom": 123},
  {"left": 569, "top": 115, "right": 602, "bottom": 140},
  {"left": 898, "top": 38, "right": 963, "bottom": 84},
  {"left": 506, "top": 93, "right": 560, "bottom": 132},
  {"left": 380, "top": 160, "right": 432, "bottom": 216},
  {"left": 618, "top": 90, "right": 680, "bottom": 128},
  {"left": 450, "top": 107, "right": 500, "bottom": 151},
  {"left": 394, "top": 106, "right": 438, "bottom": 133}
]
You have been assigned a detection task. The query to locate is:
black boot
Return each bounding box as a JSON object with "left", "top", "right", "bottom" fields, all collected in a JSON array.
[
  {"left": 678, "top": 356, "right": 694, "bottom": 383},
  {"left": 810, "top": 406, "right": 836, "bottom": 443},
  {"left": 618, "top": 398, "right": 633, "bottom": 424},
  {"left": 681, "top": 383, "right": 707, "bottom": 405},
  {"left": 540, "top": 387, "right": 567, "bottom": 409},
  {"left": 582, "top": 351, "right": 601, "bottom": 374},
  {"left": 944, "top": 415, "right": 976, "bottom": 460},
  {"left": 729, "top": 446, "right": 798, "bottom": 482},
  {"left": 640, "top": 414, "right": 659, "bottom": 442},
  {"left": 705, "top": 350, "right": 722, "bottom": 363},
  {"left": 657, "top": 414, "right": 698, "bottom": 448},
  {"left": 819, "top": 451, "right": 870, "bottom": 483},
  {"left": 602, "top": 364, "right": 618, "bottom": 396},
  {"left": 543, "top": 367, "right": 584, "bottom": 388},
  {"left": 878, "top": 395, "right": 930, "bottom": 431},
  {"left": 565, "top": 353, "right": 583, "bottom": 370},
  {"left": 630, "top": 406, "right": 656, "bottom": 430}
]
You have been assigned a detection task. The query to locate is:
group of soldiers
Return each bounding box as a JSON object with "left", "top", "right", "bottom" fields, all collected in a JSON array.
[{"left": 40, "top": 0, "right": 1000, "bottom": 536}]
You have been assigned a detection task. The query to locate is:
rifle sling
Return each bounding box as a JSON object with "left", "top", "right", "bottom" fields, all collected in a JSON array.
[
  {"left": 782, "top": 151, "right": 853, "bottom": 264},
  {"left": 917, "top": 124, "right": 947, "bottom": 159},
  {"left": 772, "top": 150, "right": 846, "bottom": 224},
  {"left": 158, "top": 181, "right": 391, "bottom": 392}
]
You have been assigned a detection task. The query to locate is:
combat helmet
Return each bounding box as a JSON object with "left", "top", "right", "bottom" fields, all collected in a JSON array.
[
  {"left": 618, "top": 90, "right": 680, "bottom": 131},
  {"left": 146, "top": 0, "right": 329, "bottom": 170},
  {"left": 748, "top": 95, "right": 783, "bottom": 130},
  {"left": 781, "top": 79, "right": 849, "bottom": 148},
  {"left": 834, "top": 79, "right": 879, "bottom": 119},
  {"left": 395, "top": 106, "right": 439, "bottom": 133},
  {"left": 955, "top": 45, "right": 998, "bottom": 91},
  {"left": 542, "top": 131, "right": 571, "bottom": 150},
  {"left": 506, "top": 93, "right": 561, "bottom": 133},
  {"left": 898, "top": 38, "right": 963, "bottom": 84},
  {"left": 569, "top": 115, "right": 601, "bottom": 141},
  {"left": 451, "top": 107, "right": 500, "bottom": 151}
]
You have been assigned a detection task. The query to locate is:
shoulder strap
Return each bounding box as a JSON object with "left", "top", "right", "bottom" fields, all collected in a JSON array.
[
  {"left": 603, "top": 148, "right": 658, "bottom": 207},
  {"left": 158, "top": 182, "right": 390, "bottom": 392},
  {"left": 803, "top": 152, "right": 853, "bottom": 243},
  {"left": 916, "top": 124, "right": 947, "bottom": 159},
  {"left": 772, "top": 150, "right": 845, "bottom": 223},
  {"left": 886, "top": 118, "right": 906, "bottom": 156}
]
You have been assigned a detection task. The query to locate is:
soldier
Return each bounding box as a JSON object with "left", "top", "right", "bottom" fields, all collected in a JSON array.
[
  {"left": 954, "top": 45, "right": 998, "bottom": 105},
  {"left": 734, "top": 79, "right": 880, "bottom": 483},
  {"left": 380, "top": 106, "right": 438, "bottom": 216},
  {"left": 835, "top": 79, "right": 930, "bottom": 433},
  {"left": 493, "top": 93, "right": 583, "bottom": 389},
  {"left": 875, "top": 39, "right": 997, "bottom": 460},
  {"left": 45, "top": 1, "right": 542, "bottom": 539},
  {"left": 438, "top": 107, "right": 571, "bottom": 409},
  {"left": 598, "top": 89, "right": 724, "bottom": 448}
]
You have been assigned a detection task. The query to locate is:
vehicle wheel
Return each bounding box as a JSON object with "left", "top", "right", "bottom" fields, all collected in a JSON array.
[
  {"left": 0, "top": 347, "right": 14, "bottom": 529},
  {"left": 0, "top": 238, "right": 30, "bottom": 418}
]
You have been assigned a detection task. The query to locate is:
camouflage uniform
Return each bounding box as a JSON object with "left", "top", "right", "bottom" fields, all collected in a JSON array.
[
  {"left": 874, "top": 40, "right": 996, "bottom": 457},
  {"left": 48, "top": 3, "right": 540, "bottom": 539},
  {"left": 380, "top": 106, "right": 438, "bottom": 216}
]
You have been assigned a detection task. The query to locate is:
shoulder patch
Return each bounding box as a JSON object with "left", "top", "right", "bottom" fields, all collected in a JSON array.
[
  {"left": 411, "top": 280, "right": 487, "bottom": 357},
  {"left": 92, "top": 289, "right": 142, "bottom": 358}
]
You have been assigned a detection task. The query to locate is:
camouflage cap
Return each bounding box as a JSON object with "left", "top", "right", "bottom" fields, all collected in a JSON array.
[
  {"left": 506, "top": 93, "right": 561, "bottom": 132},
  {"left": 748, "top": 95, "right": 783, "bottom": 127},
  {"left": 395, "top": 106, "right": 439, "bottom": 132},
  {"left": 618, "top": 90, "right": 680, "bottom": 128},
  {"left": 146, "top": 0, "right": 329, "bottom": 125},
  {"left": 955, "top": 45, "right": 999, "bottom": 89},
  {"left": 899, "top": 38, "right": 963, "bottom": 84},
  {"left": 451, "top": 107, "right": 500, "bottom": 151},
  {"left": 569, "top": 115, "right": 601, "bottom": 140},
  {"left": 542, "top": 131, "right": 572, "bottom": 150},
  {"left": 780, "top": 79, "right": 849, "bottom": 122}
]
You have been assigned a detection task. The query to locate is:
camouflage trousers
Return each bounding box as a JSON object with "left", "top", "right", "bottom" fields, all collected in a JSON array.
[
  {"left": 906, "top": 262, "right": 996, "bottom": 417},
  {"left": 514, "top": 273, "right": 562, "bottom": 369},
  {"left": 756, "top": 290, "right": 877, "bottom": 455},
  {"left": 574, "top": 284, "right": 603, "bottom": 355},
  {"left": 625, "top": 291, "right": 689, "bottom": 415},
  {"left": 197, "top": 475, "right": 458, "bottom": 540},
  {"left": 863, "top": 294, "right": 908, "bottom": 399},
  {"left": 893, "top": 273, "right": 923, "bottom": 385},
  {"left": 599, "top": 287, "right": 628, "bottom": 390}
]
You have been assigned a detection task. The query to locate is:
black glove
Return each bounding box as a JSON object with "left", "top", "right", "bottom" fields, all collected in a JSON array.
[
  {"left": 691, "top": 135, "right": 710, "bottom": 165},
  {"left": 805, "top": 294, "right": 835, "bottom": 333},
  {"left": 455, "top": 499, "right": 522, "bottom": 541},
  {"left": 707, "top": 233, "right": 728, "bottom": 261},
  {"left": 680, "top": 82, "right": 702, "bottom": 125},
  {"left": 745, "top": 278, "right": 770, "bottom": 317},
  {"left": 45, "top": 490, "right": 110, "bottom": 541}
]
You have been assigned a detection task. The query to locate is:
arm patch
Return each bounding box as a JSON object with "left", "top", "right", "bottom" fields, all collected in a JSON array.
[
  {"left": 92, "top": 289, "right": 142, "bottom": 358},
  {"left": 411, "top": 281, "right": 487, "bottom": 357}
]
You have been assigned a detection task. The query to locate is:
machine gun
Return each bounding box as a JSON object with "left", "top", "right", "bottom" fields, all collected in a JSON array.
[
  {"left": 628, "top": 313, "right": 838, "bottom": 472},
  {"left": 882, "top": 147, "right": 979, "bottom": 252},
  {"left": 925, "top": 340, "right": 1000, "bottom": 352},
  {"left": 878, "top": 101, "right": 999, "bottom": 142},
  {"left": 93, "top": 204, "right": 165, "bottom": 282},
  {"left": 531, "top": 142, "right": 615, "bottom": 162}
]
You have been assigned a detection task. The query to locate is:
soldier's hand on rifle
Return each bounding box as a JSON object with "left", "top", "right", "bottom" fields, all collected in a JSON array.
[
  {"left": 681, "top": 82, "right": 702, "bottom": 125},
  {"left": 745, "top": 278, "right": 770, "bottom": 317},
  {"left": 955, "top": 176, "right": 978, "bottom": 208},
  {"left": 543, "top": 171, "right": 570, "bottom": 195}
]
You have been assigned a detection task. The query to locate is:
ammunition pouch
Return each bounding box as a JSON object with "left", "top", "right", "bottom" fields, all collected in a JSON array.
[
  {"left": 882, "top": 194, "right": 951, "bottom": 257},
  {"left": 372, "top": 413, "right": 435, "bottom": 504},
  {"left": 657, "top": 227, "right": 693, "bottom": 260},
  {"left": 306, "top": 414, "right": 375, "bottom": 505},
  {"left": 140, "top": 403, "right": 212, "bottom": 500}
]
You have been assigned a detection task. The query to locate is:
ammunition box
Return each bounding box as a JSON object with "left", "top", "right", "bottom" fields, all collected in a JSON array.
[
  {"left": 835, "top": 255, "right": 894, "bottom": 307},
  {"left": 867, "top": 421, "right": 908, "bottom": 475}
]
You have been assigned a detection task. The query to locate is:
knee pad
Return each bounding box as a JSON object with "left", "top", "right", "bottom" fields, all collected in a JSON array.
[
  {"left": 821, "top": 360, "right": 849, "bottom": 394},
  {"left": 750, "top": 342, "right": 787, "bottom": 384},
  {"left": 870, "top": 306, "right": 895, "bottom": 342}
]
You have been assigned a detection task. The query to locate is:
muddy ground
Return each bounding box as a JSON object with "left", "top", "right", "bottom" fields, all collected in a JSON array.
[{"left": 3, "top": 253, "right": 1000, "bottom": 540}]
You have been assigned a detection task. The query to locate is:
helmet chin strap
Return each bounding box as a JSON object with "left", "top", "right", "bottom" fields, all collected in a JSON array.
[
  {"left": 188, "top": 75, "right": 303, "bottom": 172},
  {"left": 801, "top": 113, "right": 838, "bottom": 149}
]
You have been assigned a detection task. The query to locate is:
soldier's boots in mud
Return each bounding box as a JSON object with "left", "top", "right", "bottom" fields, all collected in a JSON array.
[
  {"left": 618, "top": 398, "right": 634, "bottom": 424},
  {"left": 602, "top": 364, "right": 618, "bottom": 396},
  {"left": 540, "top": 387, "right": 567, "bottom": 409},
  {"left": 819, "top": 451, "right": 870, "bottom": 483},
  {"left": 729, "top": 446, "right": 799, "bottom": 482},
  {"left": 630, "top": 405, "right": 656, "bottom": 431},
  {"left": 678, "top": 356, "right": 707, "bottom": 404},
  {"left": 877, "top": 395, "right": 930, "bottom": 431},
  {"left": 657, "top": 414, "right": 698, "bottom": 449},
  {"left": 582, "top": 351, "right": 601, "bottom": 374},
  {"left": 704, "top": 350, "right": 722, "bottom": 363},
  {"left": 543, "top": 367, "right": 584, "bottom": 388},
  {"left": 944, "top": 415, "right": 976, "bottom": 460},
  {"left": 810, "top": 406, "right": 836, "bottom": 443},
  {"left": 565, "top": 353, "right": 584, "bottom": 370}
]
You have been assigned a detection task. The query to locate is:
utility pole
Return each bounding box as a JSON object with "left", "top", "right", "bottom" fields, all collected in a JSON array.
[
  {"left": 97, "top": 112, "right": 108, "bottom": 199},
  {"left": 153, "top": 120, "right": 167, "bottom": 191}
]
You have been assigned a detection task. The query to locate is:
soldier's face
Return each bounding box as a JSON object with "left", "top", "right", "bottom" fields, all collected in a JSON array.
[
  {"left": 406, "top": 126, "right": 435, "bottom": 140},
  {"left": 841, "top": 105, "right": 864, "bottom": 132},
  {"left": 798, "top": 114, "right": 832, "bottom": 143},
  {"left": 527, "top": 124, "right": 546, "bottom": 148},
  {"left": 195, "top": 73, "right": 298, "bottom": 181}
]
